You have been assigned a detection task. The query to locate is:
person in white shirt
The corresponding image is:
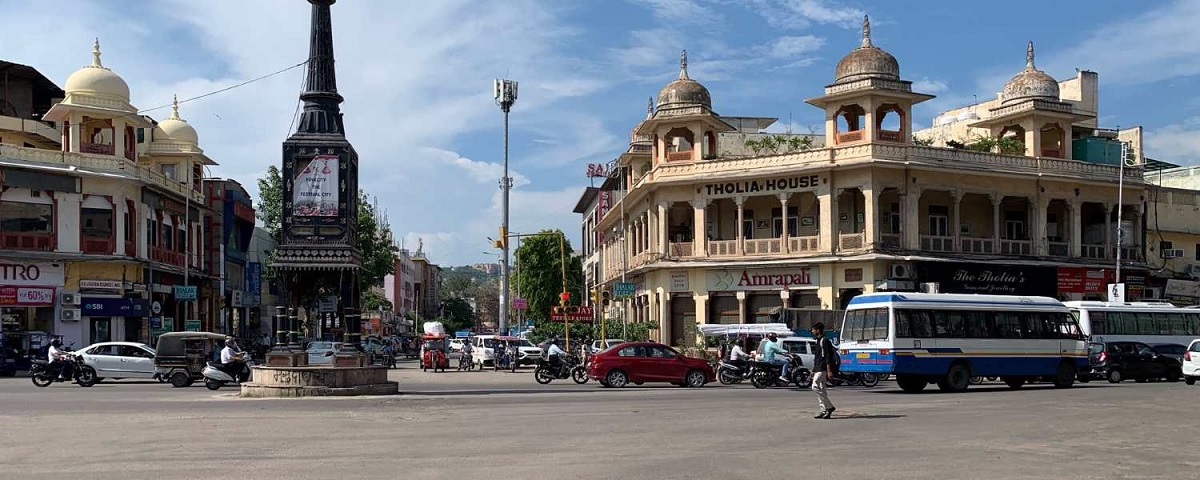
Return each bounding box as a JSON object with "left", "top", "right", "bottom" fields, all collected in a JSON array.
[
  {"left": 546, "top": 340, "right": 568, "bottom": 373},
  {"left": 46, "top": 338, "right": 72, "bottom": 380},
  {"left": 219, "top": 338, "right": 246, "bottom": 382},
  {"left": 728, "top": 338, "right": 749, "bottom": 362}
]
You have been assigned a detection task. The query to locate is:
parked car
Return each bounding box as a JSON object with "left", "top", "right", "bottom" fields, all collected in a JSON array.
[
  {"left": 1184, "top": 340, "right": 1200, "bottom": 385},
  {"left": 1152, "top": 343, "right": 1187, "bottom": 364},
  {"left": 306, "top": 341, "right": 345, "bottom": 365},
  {"left": 471, "top": 335, "right": 543, "bottom": 367},
  {"left": 777, "top": 337, "right": 817, "bottom": 370},
  {"left": 586, "top": 341, "right": 714, "bottom": 388},
  {"left": 1088, "top": 341, "right": 1182, "bottom": 383},
  {"left": 76, "top": 342, "right": 157, "bottom": 381},
  {"left": 449, "top": 339, "right": 466, "bottom": 353},
  {"left": 590, "top": 339, "right": 625, "bottom": 354}
]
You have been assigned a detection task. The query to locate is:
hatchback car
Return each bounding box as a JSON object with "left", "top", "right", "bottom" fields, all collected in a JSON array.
[
  {"left": 586, "top": 342, "right": 714, "bottom": 388},
  {"left": 1088, "top": 341, "right": 1182, "bottom": 383},
  {"left": 76, "top": 342, "right": 157, "bottom": 381},
  {"left": 306, "top": 341, "right": 345, "bottom": 365},
  {"left": 1184, "top": 340, "right": 1200, "bottom": 385}
]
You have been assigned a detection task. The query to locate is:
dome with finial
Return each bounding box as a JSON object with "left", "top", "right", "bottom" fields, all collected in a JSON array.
[
  {"left": 833, "top": 15, "right": 900, "bottom": 84},
  {"left": 656, "top": 50, "right": 712, "bottom": 113},
  {"left": 156, "top": 95, "right": 199, "bottom": 144},
  {"left": 631, "top": 97, "right": 655, "bottom": 144},
  {"left": 64, "top": 39, "right": 131, "bottom": 102},
  {"left": 999, "top": 41, "right": 1059, "bottom": 106}
]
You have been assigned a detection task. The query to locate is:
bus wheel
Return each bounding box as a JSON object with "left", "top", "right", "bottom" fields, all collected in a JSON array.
[
  {"left": 1053, "top": 361, "right": 1076, "bottom": 389},
  {"left": 1002, "top": 376, "right": 1025, "bottom": 389},
  {"left": 937, "top": 364, "right": 971, "bottom": 392},
  {"left": 896, "top": 375, "right": 926, "bottom": 393}
]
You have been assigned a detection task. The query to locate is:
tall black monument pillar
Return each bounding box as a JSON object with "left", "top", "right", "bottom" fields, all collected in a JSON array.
[{"left": 271, "top": 0, "right": 363, "bottom": 355}]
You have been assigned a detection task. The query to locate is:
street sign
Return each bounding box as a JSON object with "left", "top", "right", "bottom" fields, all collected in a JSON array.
[
  {"left": 319, "top": 296, "right": 338, "bottom": 313},
  {"left": 1108, "top": 283, "right": 1126, "bottom": 303},
  {"left": 511, "top": 298, "right": 528, "bottom": 311},
  {"left": 174, "top": 286, "right": 197, "bottom": 301},
  {"left": 184, "top": 320, "right": 201, "bottom": 331},
  {"left": 613, "top": 282, "right": 636, "bottom": 298},
  {"left": 550, "top": 306, "right": 595, "bottom": 323}
]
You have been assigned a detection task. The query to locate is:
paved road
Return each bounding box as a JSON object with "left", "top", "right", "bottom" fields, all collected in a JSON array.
[{"left": 0, "top": 362, "right": 1193, "bottom": 480}]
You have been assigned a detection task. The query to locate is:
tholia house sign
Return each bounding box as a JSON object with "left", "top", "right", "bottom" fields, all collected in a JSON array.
[
  {"left": 707, "top": 267, "right": 818, "bottom": 291},
  {"left": 704, "top": 175, "right": 821, "bottom": 197}
]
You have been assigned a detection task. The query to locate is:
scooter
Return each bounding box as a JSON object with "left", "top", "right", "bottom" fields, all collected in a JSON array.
[{"left": 201, "top": 359, "right": 253, "bottom": 391}]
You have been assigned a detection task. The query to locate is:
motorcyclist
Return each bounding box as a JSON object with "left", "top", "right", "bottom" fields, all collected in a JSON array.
[
  {"left": 546, "top": 339, "right": 568, "bottom": 374},
  {"left": 760, "top": 333, "right": 791, "bottom": 383},
  {"left": 219, "top": 337, "right": 246, "bottom": 382},
  {"left": 46, "top": 338, "right": 72, "bottom": 380}
]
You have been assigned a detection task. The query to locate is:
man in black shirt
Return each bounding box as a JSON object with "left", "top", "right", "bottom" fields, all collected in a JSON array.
[{"left": 811, "top": 322, "right": 837, "bottom": 419}]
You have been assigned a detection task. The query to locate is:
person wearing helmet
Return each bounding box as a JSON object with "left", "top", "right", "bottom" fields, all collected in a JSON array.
[
  {"left": 47, "top": 338, "right": 72, "bottom": 380},
  {"left": 761, "top": 332, "right": 790, "bottom": 383}
]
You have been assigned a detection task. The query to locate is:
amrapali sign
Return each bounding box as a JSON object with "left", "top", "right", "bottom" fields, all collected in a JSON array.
[
  {"left": 294, "top": 154, "right": 339, "bottom": 217},
  {"left": 707, "top": 267, "right": 818, "bottom": 291}
]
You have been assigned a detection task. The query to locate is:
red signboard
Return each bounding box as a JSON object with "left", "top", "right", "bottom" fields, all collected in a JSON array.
[
  {"left": 1056, "top": 267, "right": 1113, "bottom": 294},
  {"left": 550, "top": 306, "right": 595, "bottom": 322},
  {"left": 586, "top": 163, "right": 608, "bottom": 178},
  {"left": 0, "top": 285, "right": 56, "bottom": 306}
]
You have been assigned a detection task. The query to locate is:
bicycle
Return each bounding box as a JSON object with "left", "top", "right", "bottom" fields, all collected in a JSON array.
[{"left": 458, "top": 351, "right": 473, "bottom": 371}]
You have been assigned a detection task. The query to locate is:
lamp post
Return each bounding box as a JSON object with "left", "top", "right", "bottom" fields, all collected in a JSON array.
[{"left": 494, "top": 78, "right": 518, "bottom": 332}]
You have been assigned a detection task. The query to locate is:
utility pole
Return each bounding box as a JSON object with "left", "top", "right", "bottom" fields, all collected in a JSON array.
[{"left": 494, "top": 79, "right": 518, "bottom": 333}]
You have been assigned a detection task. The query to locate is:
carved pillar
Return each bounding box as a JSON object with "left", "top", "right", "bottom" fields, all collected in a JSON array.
[
  {"left": 736, "top": 291, "right": 747, "bottom": 324},
  {"left": 658, "top": 202, "right": 669, "bottom": 254},
  {"left": 951, "top": 190, "right": 963, "bottom": 253},
  {"left": 991, "top": 194, "right": 1002, "bottom": 254},
  {"left": 779, "top": 193, "right": 791, "bottom": 253},
  {"left": 819, "top": 187, "right": 835, "bottom": 253},
  {"left": 862, "top": 187, "right": 877, "bottom": 249},
  {"left": 1069, "top": 199, "right": 1082, "bottom": 257},
  {"left": 904, "top": 188, "right": 923, "bottom": 250},
  {"left": 735, "top": 195, "right": 745, "bottom": 255},
  {"left": 1034, "top": 198, "right": 1050, "bottom": 256},
  {"left": 691, "top": 198, "right": 708, "bottom": 256}
]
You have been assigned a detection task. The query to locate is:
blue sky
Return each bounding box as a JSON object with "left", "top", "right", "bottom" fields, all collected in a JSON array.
[{"left": 5, "top": 0, "right": 1200, "bottom": 266}]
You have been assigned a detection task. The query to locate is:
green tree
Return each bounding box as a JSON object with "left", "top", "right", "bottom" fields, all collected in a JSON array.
[
  {"left": 439, "top": 297, "right": 475, "bottom": 332},
  {"left": 256, "top": 165, "right": 283, "bottom": 242},
  {"left": 513, "top": 230, "right": 583, "bottom": 324},
  {"left": 356, "top": 191, "right": 398, "bottom": 292}
]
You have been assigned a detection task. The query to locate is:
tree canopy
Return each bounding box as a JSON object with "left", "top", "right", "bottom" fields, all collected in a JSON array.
[{"left": 513, "top": 230, "right": 583, "bottom": 324}]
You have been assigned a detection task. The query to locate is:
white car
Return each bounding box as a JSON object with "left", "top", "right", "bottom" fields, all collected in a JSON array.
[
  {"left": 449, "top": 339, "right": 466, "bottom": 353},
  {"left": 76, "top": 342, "right": 157, "bottom": 381},
  {"left": 591, "top": 339, "right": 625, "bottom": 353},
  {"left": 306, "top": 341, "right": 345, "bottom": 365},
  {"left": 777, "top": 337, "right": 818, "bottom": 371},
  {"left": 471, "top": 335, "right": 543, "bottom": 367},
  {"left": 1184, "top": 339, "right": 1200, "bottom": 385}
]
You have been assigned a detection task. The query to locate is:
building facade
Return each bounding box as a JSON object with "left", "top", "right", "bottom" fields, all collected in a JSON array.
[
  {"left": 0, "top": 42, "right": 218, "bottom": 348},
  {"left": 583, "top": 18, "right": 1162, "bottom": 347},
  {"left": 386, "top": 243, "right": 441, "bottom": 325},
  {"left": 203, "top": 178, "right": 256, "bottom": 337},
  {"left": 247, "top": 227, "right": 281, "bottom": 340}
]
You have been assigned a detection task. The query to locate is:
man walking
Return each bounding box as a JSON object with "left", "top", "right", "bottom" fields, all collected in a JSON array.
[{"left": 810, "top": 322, "right": 837, "bottom": 419}]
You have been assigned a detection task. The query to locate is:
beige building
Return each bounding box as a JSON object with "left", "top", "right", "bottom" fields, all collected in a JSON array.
[{"left": 581, "top": 18, "right": 1164, "bottom": 346}]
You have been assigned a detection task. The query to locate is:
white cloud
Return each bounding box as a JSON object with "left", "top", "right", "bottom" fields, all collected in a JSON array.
[
  {"left": 768, "top": 35, "right": 825, "bottom": 58},
  {"left": 1145, "top": 117, "right": 1200, "bottom": 166},
  {"left": 749, "top": 0, "right": 864, "bottom": 30},
  {"left": 912, "top": 77, "right": 949, "bottom": 94},
  {"left": 634, "top": 0, "right": 721, "bottom": 25}
]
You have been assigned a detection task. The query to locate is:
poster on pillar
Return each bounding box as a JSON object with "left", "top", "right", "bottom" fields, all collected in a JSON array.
[
  {"left": 707, "top": 267, "right": 818, "bottom": 292},
  {"left": 294, "top": 155, "right": 339, "bottom": 217}
]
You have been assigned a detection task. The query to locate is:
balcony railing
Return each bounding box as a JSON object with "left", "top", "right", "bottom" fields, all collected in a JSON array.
[
  {"left": 669, "top": 242, "right": 693, "bottom": 258},
  {"left": 745, "top": 238, "right": 783, "bottom": 255},
  {"left": 709, "top": 240, "right": 738, "bottom": 257},
  {"left": 790, "top": 236, "right": 820, "bottom": 253},
  {"left": 1040, "top": 148, "right": 1062, "bottom": 158},
  {"left": 666, "top": 151, "right": 693, "bottom": 162},
  {"left": 878, "top": 130, "right": 903, "bottom": 142},
  {"left": 81, "top": 235, "right": 114, "bottom": 254},
  {"left": 1119, "top": 247, "right": 1143, "bottom": 262},
  {"left": 960, "top": 237, "right": 994, "bottom": 254},
  {"left": 80, "top": 142, "right": 115, "bottom": 155},
  {"left": 150, "top": 245, "right": 186, "bottom": 268},
  {"left": 1049, "top": 242, "right": 1069, "bottom": 257},
  {"left": 1000, "top": 239, "right": 1032, "bottom": 256},
  {"left": 880, "top": 234, "right": 901, "bottom": 249},
  {"left": 836, "top": 130, "right": 864, "bottom": 144},
  {"left": 839, "top": 233, "right": 865, "bottom": 251},
  {"left": 0, "top": 144, "right": 204, "bottom": 204},
  {"left": 1, "top": 232, "right": 54, "bottom": 251},
  {"left": 920, "top": 235, "right": 954, "bottom": 252},
  {"left": 1082, "top": 244, "right": 1107, "bottom": 260}
]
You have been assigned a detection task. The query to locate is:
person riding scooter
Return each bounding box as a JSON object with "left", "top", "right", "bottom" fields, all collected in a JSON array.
[{"left": 219, "top": 337, "right": 247, "bottom": 382}]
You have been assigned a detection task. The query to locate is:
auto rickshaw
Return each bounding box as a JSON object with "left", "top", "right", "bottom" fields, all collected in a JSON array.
[
  {"left": 153, "top": 332, "right": 229, "bottom": 388},
  {"left": 420, "top": 334, "right": 449, "bottom": 372}
]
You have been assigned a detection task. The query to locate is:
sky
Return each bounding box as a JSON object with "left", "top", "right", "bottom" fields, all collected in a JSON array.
[{"left": 5, "top": 0, "right": 1200, "bottom": 266}]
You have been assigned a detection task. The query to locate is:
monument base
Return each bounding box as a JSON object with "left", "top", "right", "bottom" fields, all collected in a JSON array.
[
  {"left": 240, "top": 365, "right": 397, "bottom": 398},
  {"left": 265, "top": 349, "right": 308, "bottom": 367}
]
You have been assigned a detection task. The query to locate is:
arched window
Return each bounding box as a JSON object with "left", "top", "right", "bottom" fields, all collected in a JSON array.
[
  {"left": 875, "top": 104, "right": 904, "bottom": 142},
  {"left": 663, "top": 127, "right": 695, "bottom": 162},
  {"left": 1040, "top": 123, "right": 1065, "bottom": 158}
]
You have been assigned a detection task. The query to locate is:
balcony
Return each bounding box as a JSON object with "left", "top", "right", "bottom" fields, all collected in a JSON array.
[
  {"left": 1119, "top": 247, "right": 1143, "bottom": 262},
  {"left": 1, "top": 232, "right": 54, "bottom": 251},
  {"left": 666, "top": 151, "right": 693, "bottom": 162},
  {"left": 745, "top": 238, "right": 783, "bottom": 255},
  {"left": 1049, "top": 242, "right": 1069, "bottom": 257},
  {"left": 790, "top": 236, "right": 820, "bottom": 253},
  {"left": 150, "top": 245, "right": 186, "bottom": 268},
  {"left": 920, "top": 235, "right": 954, "bottom": 252},
  {"left": 0, "top": 144, "right": 204, "bottom": 204},
  {"left": 836, "top": 130, "right": 864, "bottom": 144},
  {"left": 709, "top": 240, "right": 738, "bottom": 257},
  {"left": 1082, "top": 244, "right": 1107, "bottom": 260},
  {"left": 669, "top": 242, "right": 693, "bottom": 257},
  {"left": 960, "top": 237, "right": 994, "bottom": 254},
  {"left": 1000, "top": 240, "right": 1032, "bottom": 256},
  {"left": 80, "top": 142, "right": 115, "bottom": 155},
  {"left": 839, "top": 233, "right": 865, "bottom": 251},
  {"left": 878, "top": 130, "right": 903, "bottom": 142},
  {"left": 1041, "top": 148, "right": 1062, "bottom": 158},
  {"left": 81, "top": 235, "right": 114, "bottom": 254}
]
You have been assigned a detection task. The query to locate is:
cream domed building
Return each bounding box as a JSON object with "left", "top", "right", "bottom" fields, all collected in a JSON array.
[
  {"left": 0, "top": 40, "right": 223, "bottom": 348},
  {"left": 577, "top": 16, "right": 1157, "bottom": 347}
]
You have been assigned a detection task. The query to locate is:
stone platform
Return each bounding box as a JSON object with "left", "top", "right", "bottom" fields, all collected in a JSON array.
[{"left": 240, "top": 365, "right": 399, "bottom": 398}]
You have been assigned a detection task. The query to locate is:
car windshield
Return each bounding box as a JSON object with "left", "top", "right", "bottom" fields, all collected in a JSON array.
[
  {"left": 308, "top": 342, "right": 333, "bottom": 352},
  {"left": 1088, "top": 343, "right": 1104, "bottom": 355}
]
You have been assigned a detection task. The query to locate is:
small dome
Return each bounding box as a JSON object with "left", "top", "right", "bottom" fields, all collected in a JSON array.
[
  {"left": 64, "top": 39, "right": 130, "bottom": 101},
  {"left": 1000, "top": 42, "right": 1059, "bottom": 106},
  {"left": 656, "top": 50, "right": 712, "bottom": 111},
  {"left": 833, "top": 16, "right": 900, "bottom": 84},
  {"left": 156, "top": 96, "right": 198, "bottom": 144}
]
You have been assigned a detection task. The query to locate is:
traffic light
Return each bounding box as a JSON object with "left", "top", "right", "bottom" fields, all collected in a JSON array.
[
  {"left": 601, "top": 289, "right": 611, "bottom": 307},
  {"left": 566, "top": 306, "right": 580, "bottom": 315},
  {"left": 494, "top": 226, "right": 508, "bottom": 249},
  {"left": 589, "top": 288, "right": 600, "bottom": 306},
  {"left": 559, "top": 291, "right": 570, "bottom": 306},
  {"left": 551, "top": 306, "right": 564, "bottom": 315}
]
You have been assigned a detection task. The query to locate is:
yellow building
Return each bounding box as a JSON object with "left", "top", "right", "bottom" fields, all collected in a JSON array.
[
  {"left": 581, "top": 18, "right": 1160, "bottom": 346},
  {"left": 0, "top": 41, "right": 217, "bottom": 348}
]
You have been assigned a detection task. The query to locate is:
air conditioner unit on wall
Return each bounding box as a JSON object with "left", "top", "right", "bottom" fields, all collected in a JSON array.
[
  {"left": 61, "top": 292, "right": 80, "bottom": 306},
  {"left": 62, "top": 308, "right": 82, "bottom": 321},
  {"left": 1162, "top": 249, "right": 1185, "bottom": 259},
  {"left": 890, "top": 263, "right": 913, "bottom": 279},
  {"left": 919, "top": 282, "right": 940, "bottom": 294}
]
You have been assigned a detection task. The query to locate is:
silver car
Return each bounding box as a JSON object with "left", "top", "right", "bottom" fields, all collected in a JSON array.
[
  {"left": 76, "top": 342, "right": 157, "bottom": 381},
  {"left": 306, "top": 341, "right": 345, "bottom": 365}
]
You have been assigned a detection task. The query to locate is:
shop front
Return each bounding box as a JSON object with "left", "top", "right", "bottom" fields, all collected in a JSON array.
[
  {"left": 1056, "top": 267, "right": 1114, "bottom": 301},
  {"left": 0, "top": 261, "right": 63, "bottom": 338},
  {"left": 914, "top": 262, "right": 1056, "bottom": 296},
  {"left": 80, "top": 296, "right": 150, "bottom": 344},
  {"left": 706, "top": 266, "right": 819, "bottom": 324}
]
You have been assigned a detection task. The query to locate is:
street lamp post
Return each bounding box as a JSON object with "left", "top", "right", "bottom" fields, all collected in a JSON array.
[{"left": 494, "top": 78, "right": 518, "bottom": 333}]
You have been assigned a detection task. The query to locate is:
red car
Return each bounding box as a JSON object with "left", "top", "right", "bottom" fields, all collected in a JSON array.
[{"left": 586, "top": 342, "right": 714, "bottom": 388}]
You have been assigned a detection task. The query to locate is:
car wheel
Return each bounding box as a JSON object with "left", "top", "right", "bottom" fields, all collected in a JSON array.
[
  {"left": 170, "top": 371, "right": 191, "bottom": 388},
  {"left": 896, "top": 375, "right": 926, "bottom": 393},
  {"left": 1186, "top": 376, "right": 1196, "bottom": 386},
  {"left": 685, "top": 369, "right": 706, "bottom": 388},
  {"left": 605, "top": 370, "right": 628, "bottom": 388},
  {"left": 1106, "top": 369, "right": 1123, "bottom": 384},
  {"left": 1166, "top": 369, "right": 1181, "bottom": 383}
]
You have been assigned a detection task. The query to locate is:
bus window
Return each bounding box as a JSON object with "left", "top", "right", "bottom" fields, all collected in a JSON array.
[
  {"left": 995, "top": 312, "right": 1023, "bottom": 339},
  {"left": 964, "top": 312, "right": 989, "bottom": 338},
  {"left": 1135, "top": 312, "right": 1155, "bottom": 335},
  {"left": 1056, "top": 312, "right": 1083, "bottom": 340},
  {"left": 869, "top": 308, "right": 889, "bottom": 340},
  {"left": 896, "top": 310, "right": 912, "bottom": 337},
  {"left": 934, "top": 311, "right": 965, "bottom": 338},
  {"left": 1089, "top": 311, "right": 1107, "bottom": 335},
  {"left": 1115, "top": 312, "right": 1138, "bottom": 335},
  {"left": 1022, "top": 313, "right": 1050, "bottom": 339},
  {"left": 1187, "top": 313, "right": 1200, "bottom": 335}
]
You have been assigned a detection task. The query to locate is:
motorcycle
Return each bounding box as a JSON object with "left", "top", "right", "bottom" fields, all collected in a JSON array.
[
  {"left": 750, "top": 354, "right": 812, "bottom": 389},
  {"left": 30, "top": 351, "right": 96, "bottom": 388},
  {"left": 458, "top": 351, "right": 474, "bottom": 371},
  {"left": 534, "top": 355, "right": 588, "bottom": 385},
  {"left": 201, "top": 359, "right": 254, "bottom": 391},
  {"left": 829, "top": 370, "right": 879, "bottom": 388},
  {"left": 717, "top": 359, "right": 750, "bottom": 385}
]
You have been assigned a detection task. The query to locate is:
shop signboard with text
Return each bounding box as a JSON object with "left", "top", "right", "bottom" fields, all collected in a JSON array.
[
  {"left": 0, "top": 261, "right": 64, "bottom": 286},
  {"left": 82, "top": 298, "right": 149, "bottom": 317},
  {"left": 0, "top": 286, "right": 55, "bottom": 306},
  {"left": 1056, "top": 267, "right": 1113, "bottom": 294},
  {"left": 707, "top": 267, "right": 818, "bottom": 292},
  {"left": 916, "top": 262, "right": 1055, "bottom": 296}
]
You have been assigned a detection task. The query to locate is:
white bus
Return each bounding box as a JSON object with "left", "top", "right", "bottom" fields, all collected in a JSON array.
[
  {"left": 1063, "top": 301, "right": 1200, "bottom": 347},
  {"left": 839, "top": 293, "right": 1088, "bottom": 393}
]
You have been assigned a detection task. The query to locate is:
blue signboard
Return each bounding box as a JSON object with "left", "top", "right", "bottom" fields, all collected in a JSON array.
[
  {"left": 174, "top": 285, "right": 197, "bottom": 301},
  {"left": 245, "top": 262, "right": 262, "bottom": 306},
  {"left": 81, "top": 298, "right": 150, "bottom": 317},
  {"left": 613, "top": 282, "right": 636, "bottom": 298},
  {"left": 455, "top": 330, "right": 471, "bottom": 338},
  {"left": 150, "top": 317, "right": 162, "bottom": 329}
]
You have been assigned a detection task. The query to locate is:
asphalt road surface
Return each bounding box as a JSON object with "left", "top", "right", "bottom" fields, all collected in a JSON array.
[{"left": 0, "top": 360, "right": 1193, "bottom": 480}]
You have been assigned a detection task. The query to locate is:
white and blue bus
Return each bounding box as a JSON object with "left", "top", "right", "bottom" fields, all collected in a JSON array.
[
  {"left": 1063, "top": 301, "right": 1200, "bottom": 347},
  {"left": 838, "top": 293, "right": 1088, "bottom": 393}
]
